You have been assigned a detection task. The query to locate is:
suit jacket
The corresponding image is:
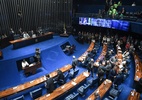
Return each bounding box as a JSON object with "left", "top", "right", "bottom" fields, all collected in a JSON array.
[
  {"left": 56, "top": 70, "right": 65, "bottom": 81},
  {"left": 108, "top": 69, "right": 117, "bottom": 81},
  {"left": 45, "top": 78, "right": 55, "bottom": 93},
  {"left": 114, "top": 73, "right": 124, "bottom": 85}
]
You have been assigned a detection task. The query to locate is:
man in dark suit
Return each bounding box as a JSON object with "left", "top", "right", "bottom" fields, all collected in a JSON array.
[
  {"left": 55, "top": 69, "right": 65, "bottom": 84},
  {"left": 113, "top": 71, "right": 124, "bottom": 87},
  {"left": 97, "top": 66, "right": 105, "bottom": 85},
  {"left": 87, "top": 59, "right": 94, "bottom": 77},
  {"left": 108, "top": 67, "right": 117, "bottom": 82},
  {"left": 72, "top": 56, "right": 78, "bottom": 71},
  {"left": 45, "top": 74, "right": 55, "bottom": 93}
]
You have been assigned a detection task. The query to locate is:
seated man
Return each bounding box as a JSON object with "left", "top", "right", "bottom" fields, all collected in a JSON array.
[
  {"left": 45, "top": 74, "right": 55, "bottom": 93},
  {"left": 22, "top": 59, "right": 29, "bottom": 69},
  {"left": 23, "top": 32, "right": 30, "bottom": 38}
]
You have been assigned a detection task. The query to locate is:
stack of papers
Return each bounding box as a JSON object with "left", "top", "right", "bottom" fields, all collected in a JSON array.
[
  {"left": 83, "top": 72, "right": 89, "bottom": 77},
  {"left": 13, "top": 86, "right": 17, "bottom": 89},
  {"left": 71, "top": 81, "right": 77, "bottom": 86}
]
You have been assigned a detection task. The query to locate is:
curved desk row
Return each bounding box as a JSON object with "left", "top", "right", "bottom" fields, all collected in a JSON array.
[
  {"left": 127, "top": 90, "right": 140, "bottom": 100},
  {"left": 86, "top": 79, "right": 112, "bottom": 100},
  {"left": 10, "top": 32, "right": 53, "bottom": 49},
  {"left": 36, "top": 71, "right": 90, "bottom": 100},
  {"left": 94, "top": 43, "right": 108, "bottom": 67},
  {"left": 78, "top": 40, "right": 95, "bottom": 62},
  {"left": 133, "top": 53, "right": 142, "bottom": 82},
  {"left": 0, "top": 64, "right": 72, "bottom": 98}
]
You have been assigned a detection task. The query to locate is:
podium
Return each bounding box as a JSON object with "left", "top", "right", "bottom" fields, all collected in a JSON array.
[{"left": 24, "top": 62, "right": 41, "bottom": 76}]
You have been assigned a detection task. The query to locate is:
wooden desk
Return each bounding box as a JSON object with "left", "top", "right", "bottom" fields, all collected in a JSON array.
[
  {"left": 0, "top": 50, "right": 3, "bottom": 59},
  {"left": 94, "top": 43, "right": 107, "bottom": 67},
  {"left": 10, "top": 32, "right": 53, "bottom": 49},
  {"left": 24, "top": 62, "right": 41, "bottom": 75},
  {"left": 127, "top": 90, "right": 140, "bottom": 100},
  {"left": 133, "top": 53, "right": 142, "bottom": 82},
  {"left": 36, "top": 71, "right": 90, "bottom": 100},
  {"left": 86, "top": 79, "right": 112, "bottom": 100},
  {"left": 78, "top": 40, "right": 95, "bottom": 62},
  {"left": 0, "top": 64, "right": 72, "bottom": 98}
]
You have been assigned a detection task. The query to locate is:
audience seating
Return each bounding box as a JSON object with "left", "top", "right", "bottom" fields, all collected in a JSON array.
[
  {"left": 77, "top": 83, "right": 90, "bottom": 97},
  {"left": 12, "top": 95, "right": 24, "bottom": 100},
  {"left": 30, "top": 88, "right": 42, "bottom": 99}
]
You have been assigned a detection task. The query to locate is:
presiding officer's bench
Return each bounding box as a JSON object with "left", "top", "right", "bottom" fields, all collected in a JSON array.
[{"left": 10, "top": 32, "right": 53, "bottom": 49}]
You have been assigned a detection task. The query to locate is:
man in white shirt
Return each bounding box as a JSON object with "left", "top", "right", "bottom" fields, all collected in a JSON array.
[
  {"left": 22, "top": 59, "right": 29, "bottom": 69},
  {"left": 23, "top": 32, "right": 30, "bottom": 38},
  {"left": 132, "top": 2, "right": 136, "bottom": 6}
]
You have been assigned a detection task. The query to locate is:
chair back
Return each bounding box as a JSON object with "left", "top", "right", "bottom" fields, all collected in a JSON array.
[{"left": 30, "top": 88, "right": 42, "bottom": 99}]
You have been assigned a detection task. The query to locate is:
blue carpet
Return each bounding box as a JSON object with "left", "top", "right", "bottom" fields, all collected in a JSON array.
[
  {"left": 0, "top": 36, "right": 138, "bottom": 100},
  {"left": 0, "top": 35, "right": 89, "bottom": 91}
]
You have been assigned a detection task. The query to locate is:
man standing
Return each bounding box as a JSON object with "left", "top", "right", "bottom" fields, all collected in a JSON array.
[
  {"left": 45, "top": 74, "right": 55, "bottom": 93},
  {"left": 72, "top": 56, "right": 78, "bottom": 71}
]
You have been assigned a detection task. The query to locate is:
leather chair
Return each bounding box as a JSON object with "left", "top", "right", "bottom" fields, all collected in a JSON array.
[
  {"left": 77, "top": 84, "right": 90, "bottom": 97},
  {"left": 12, "top": 95, "right": 24, "bottom": 100},
  {"left": 64, "top": 92, "right": 79, "bottom": 100},
  {"left": 69, "top": 69, "right": 79, "bottom": 78},
  {"left": 87, "top": 78, "right": 98, "bottom": 88},
  {"left": 108, "top": 87, "right": 123, "bottom": 100},
  {"left": 30, "top": 88, "right": 42, "bottom": 99}
]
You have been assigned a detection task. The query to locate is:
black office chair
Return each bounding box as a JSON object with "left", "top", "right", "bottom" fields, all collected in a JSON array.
[
  {"left": 12, "top": 95, "right": 24, "bottom": 100},
  {"left": 87, "top": 77, "right": 98, "bottom": 88},
  {"left": 77, "top": 84, "right": 90, "bottom": 97},
  {"left": 64, "top": 92, "right": 79, "bottom": 100},
  {"left": 108, "top": 86, "right": 123, "bottom": 100},
  {"left": 30, "top": 88, "right": 42, "bottom": 99},
  {"left": 69, "top": 69, "right": 79, "bottom": 79}
]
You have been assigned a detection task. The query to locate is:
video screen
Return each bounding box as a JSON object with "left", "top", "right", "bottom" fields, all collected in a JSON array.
[
  {"left": 119, "top": 21, "right": 130, "bottom": 31},
  {"left": 79, "top": 17, "right": 91, "bottom": 25},
  {"left": 111, "top": 20, "right": 130, "bottom": 31},
  {"left": 79, "top": 17, "right": 129, "bottom": 31},
  {"left": 92, "top": 18, "right": 112, "bottom": 28},
  {"left": 111, "top": 20, "right": 120, "bottom": 30}
]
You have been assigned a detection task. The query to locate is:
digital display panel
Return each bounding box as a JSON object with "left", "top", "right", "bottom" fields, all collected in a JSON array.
[
  {"left": 112, "top": 20, "right": 130, "bottom": 31},
  {"left": 79, "top": 17, "right": 130, "bottom": 31},
  {"left": 79, "top": 17, "right": 91, "bottom": 25}
]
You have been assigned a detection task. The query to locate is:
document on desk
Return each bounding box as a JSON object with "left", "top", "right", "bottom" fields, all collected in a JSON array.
[
  {"left": 30, "top": 80, "right": 34, "bottom": 83},
  {"left": 46, "top": 94, "right": 50, "bottom": 97},
  {"left": 13, "top": 86, "right": 18, "bottom": 89},
  {"left": 83, "top": 72, "right": 89, "bottom": 77},
  {"left": 71, "top": 81, "right": 77, "bottom": 86}
]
